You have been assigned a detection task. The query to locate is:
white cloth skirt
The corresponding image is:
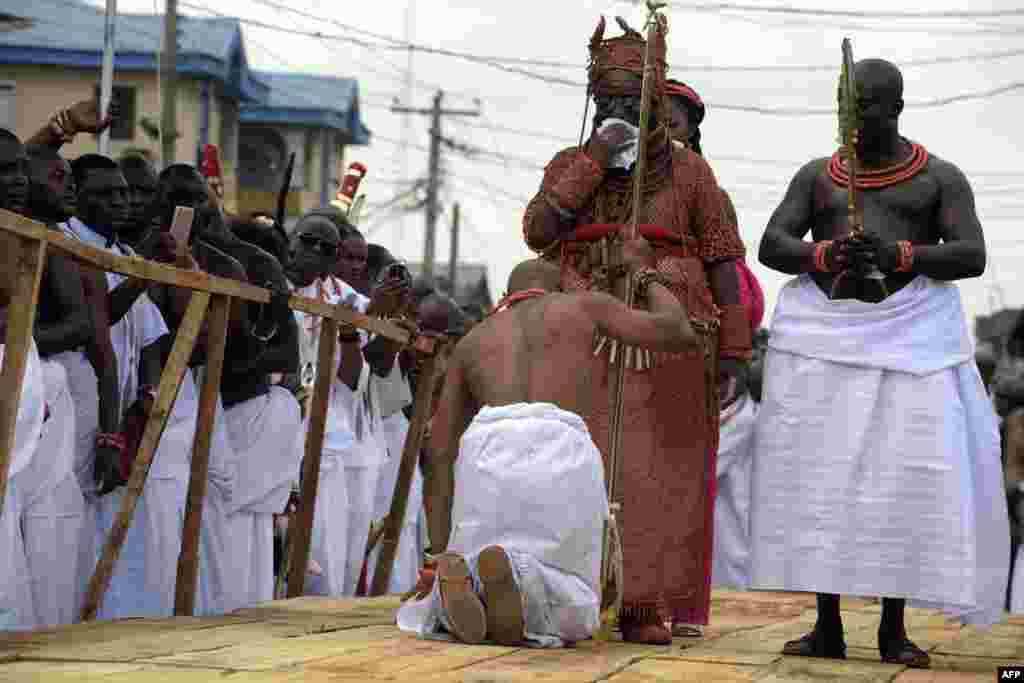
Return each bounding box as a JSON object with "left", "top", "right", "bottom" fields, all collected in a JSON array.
[
  {"left": 750, "top": 350, "right": 1009, "bottom": 627},
  {"left": 712, "top": 395, "right": 756, "bottom": 590},
  {"left": 397, "top": 402, "right": 608, "bottom": 645}
]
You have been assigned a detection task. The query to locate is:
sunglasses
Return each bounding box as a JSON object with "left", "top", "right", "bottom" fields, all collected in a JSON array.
[{"left": 299, "top": 233, "right": 339, "bottom": 256}]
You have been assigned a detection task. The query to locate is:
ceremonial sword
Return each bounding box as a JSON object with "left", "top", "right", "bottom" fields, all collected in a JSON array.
[
  {"left": 831, "top": 38, "right": 888, "bottom": 302},
  {"left": 598, "top": 0, "right": 667, "bottom": 639}
]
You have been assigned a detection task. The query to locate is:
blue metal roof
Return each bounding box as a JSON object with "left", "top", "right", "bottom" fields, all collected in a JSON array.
[
  {"left": 0, "top": 0, "right": 269, "bottom": 102},
  {"left": 241, "top": 71, "right": 371, "bottom": 145}
]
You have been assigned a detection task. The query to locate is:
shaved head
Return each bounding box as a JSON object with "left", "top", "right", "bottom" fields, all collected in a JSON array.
[
  {"left": 506, "top": 258, "right": 561, "bottom": 295},
  {"left": 854, "top": 58, "right": 903, "bottom": 102}
]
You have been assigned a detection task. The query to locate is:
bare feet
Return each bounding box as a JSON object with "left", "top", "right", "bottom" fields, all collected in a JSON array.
[
  {"left": 435, "top": 553, "right": 486, "bottom": 645},
  {"left": 477, "top": 545, "right": 525, "bottom": 646},
  {"left": 621, "top": 620, "right": 672, "bottom": 645},
  {"left": 782, "top": 627, "right": 847, "bottom": 659}
]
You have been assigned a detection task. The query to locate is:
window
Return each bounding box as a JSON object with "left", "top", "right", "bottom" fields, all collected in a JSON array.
[
  {"left": 0, "top": 82, "right": 13, "bottom": 130},
  {"left": 93, "top": 84, "right": 136, "bottom": 141}
]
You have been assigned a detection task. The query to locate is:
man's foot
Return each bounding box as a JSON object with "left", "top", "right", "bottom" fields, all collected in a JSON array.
[
  {"left": 672, "top": 623, "right": 704, "bottom": 638},
  {"left": 435, "top": 553, "right": 486, "bottom": 644},
  {"left": 477, "top": 545, "right": 525, "bottom": 646},
  {"left": 782, "top": 628, "right": 847, "bottom": 659},
  {"left": 621, "top": 620, "right": 672, "bottom": 645},
  {"left": 879, "top": 635, "right": 931, "bottom": 669}
]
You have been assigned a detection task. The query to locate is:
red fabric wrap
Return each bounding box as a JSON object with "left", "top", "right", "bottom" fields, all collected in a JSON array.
[
  {"left": 666, "top": 79, "right": 706, "bottom": 125},
  {"left": 735, "top": 259, "right": 764, "bottom": 332},
  {"left": 717, "top": 304, "right": 753, "bottom": 362}
]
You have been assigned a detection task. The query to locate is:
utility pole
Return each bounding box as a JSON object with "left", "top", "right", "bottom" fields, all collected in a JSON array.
[
  {"left": 161, "top": 0, "right": 177, "bottom": 167},
  {"left": 98, "top": 0, "right": 117, "bottom": 156},
  {"left": 448, "top": 202, "right": 460, "bottom": 296},
  {"left": 391, "top": 90, "right": 478, "bottom": 283}
]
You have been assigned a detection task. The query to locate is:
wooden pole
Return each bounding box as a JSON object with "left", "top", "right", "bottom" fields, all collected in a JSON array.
[
  {"left": 286, "top": 317, "right": 339, "bottom": 598},
  {"left": 173, "top": 293, "right": 231, "bottom": 616},
  {"left": 0, "top": 235, "right": 47, "bottom": 518},
  {"left": 81, "top": 291, "right": 211, "bottom": 621},
  {"left": 369, "top": 349, "right": 443, "bottom": 596}
]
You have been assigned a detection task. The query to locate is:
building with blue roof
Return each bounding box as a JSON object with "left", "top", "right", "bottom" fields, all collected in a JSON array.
[{"left": 0, "top": 1, "right": 370, "bottom": 216}]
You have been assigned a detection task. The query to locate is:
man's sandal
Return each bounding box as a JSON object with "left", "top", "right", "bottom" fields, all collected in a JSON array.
[
  {"left": 782, "top": 629, "right": 847, "bottom": 659},
  {"left": 477, "top": 545, "right": 525, "bottom": 646},
  {"left": 880, "top": 637, "right": 931, "bottom": 669},
  {"left": 672, "top": 623, "right": 704, "bottom": 638},
  {"left": 435, "top": 553, "right": 486, "bottom": 644}
]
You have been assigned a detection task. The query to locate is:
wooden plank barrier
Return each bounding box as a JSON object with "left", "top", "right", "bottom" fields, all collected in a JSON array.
[
  {"left": 369, "top": 347, "right": 445, "bottom": 596},
  {"left": 0, "top": 208, "right": 438, "bottom": 619},
  {"left": 174, "top": 294, "right": 232, "bottom": 616}
]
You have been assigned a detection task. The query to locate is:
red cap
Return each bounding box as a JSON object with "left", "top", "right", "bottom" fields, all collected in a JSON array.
[{"left": 201, "top": 144, "right": 222, "bottom": 180}]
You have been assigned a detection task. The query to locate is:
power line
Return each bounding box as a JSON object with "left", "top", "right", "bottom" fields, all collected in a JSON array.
[{"left": 668, "top": 2, "right": 1024, "bottom": 19}]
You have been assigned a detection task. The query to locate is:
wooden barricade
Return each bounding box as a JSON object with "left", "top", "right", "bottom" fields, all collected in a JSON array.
[{"left": 0, "top": 208, "right": 436, "bottom": 620}]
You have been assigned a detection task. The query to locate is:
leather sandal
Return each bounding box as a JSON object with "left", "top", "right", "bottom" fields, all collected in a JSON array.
[
  {"left": 672, "top": 623, "right": 704, "bottom": 638},
  {"left": 879, "top": 637, "right": 931, "bottom": 669},
  {"left": 435, "top": 553, "right": 486, "bottom": 644},
  {"left": 477, "top": 545, "right": 525, "bottom": 646},
  {"left": 782, "top": 629, "right": 847, "bottom": 659}
]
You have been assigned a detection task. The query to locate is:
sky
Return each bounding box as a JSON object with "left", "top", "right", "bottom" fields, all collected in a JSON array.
[{"left": 99, "top": 0, "right": 1024, "bottom": 331}]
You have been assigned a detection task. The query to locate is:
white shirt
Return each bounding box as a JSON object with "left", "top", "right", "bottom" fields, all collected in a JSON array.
[{"left": 60, "top": 218, "right": 169, "bottom": 415}]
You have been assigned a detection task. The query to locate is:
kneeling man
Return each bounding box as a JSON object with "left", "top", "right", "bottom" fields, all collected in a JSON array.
[{"left": 399, "top": 236, "right": 697, "bottom": 646}]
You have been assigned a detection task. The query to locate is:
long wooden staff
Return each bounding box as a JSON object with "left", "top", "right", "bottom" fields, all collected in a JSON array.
[
  {"left": 599, "top": 0, "right": 666, "bottom": 631},
  {"left": 369, "top": 340, "right": 443, "bottom": 596}
]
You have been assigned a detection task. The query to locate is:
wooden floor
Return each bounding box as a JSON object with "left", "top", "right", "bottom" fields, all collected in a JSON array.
[{"left": 1, "top": 589, "right": 1021, "bottom": 682}]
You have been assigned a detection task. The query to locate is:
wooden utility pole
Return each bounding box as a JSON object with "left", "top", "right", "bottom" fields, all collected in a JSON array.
[
  {"left": 161, "top": 0, "right": 177, "bottom": 167},
  {"left": 391, "top": 91, "right": 478, "bottom": 283},
  {"left": 98, "top": 0, "right": 117, "bottom": 156},
  {"left": 448, "top": 202, "right": 459, "bottom": 295}
]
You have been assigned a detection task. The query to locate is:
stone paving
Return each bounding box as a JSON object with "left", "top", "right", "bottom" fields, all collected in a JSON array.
[{"left": 0, "top": 589, "right": 1020, "bottom": 681}]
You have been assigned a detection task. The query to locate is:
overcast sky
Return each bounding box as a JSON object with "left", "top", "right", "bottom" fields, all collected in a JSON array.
[{"left": 100, "top": 0, "right": 1024, "bottom": 331}]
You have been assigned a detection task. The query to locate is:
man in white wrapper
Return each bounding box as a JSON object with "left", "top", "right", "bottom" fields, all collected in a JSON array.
[
  {"left": 753, "top": 57, "right": 1009, "bottom": 669},
  {"left": 0, "top": 340, "right": 48, "bottom": 629},
  {"left": 60, "top": 155, "right": 193, "bottom": 619},
  {"left": 400, "top": 239, "right": 696, "bottom": 646},
  {"left": 285, "top": 212, "right": 364, "bottom": 596}
]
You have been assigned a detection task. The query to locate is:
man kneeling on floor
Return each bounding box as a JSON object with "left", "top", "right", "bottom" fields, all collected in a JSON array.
[{"left": 397, "top": 235, "right": 697, "bottom": 646}]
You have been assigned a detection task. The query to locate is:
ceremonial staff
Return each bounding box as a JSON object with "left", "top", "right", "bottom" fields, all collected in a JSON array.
[
  {"left": 831, "top": 38, "right": 888, "bottom": 302},
  {"left": 598, "top": 0, "right": 667, "bottom": 637}
]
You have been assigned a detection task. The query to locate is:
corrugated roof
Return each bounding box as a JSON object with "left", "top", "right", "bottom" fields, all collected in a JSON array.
[
  {"left": 240, "top": 71, "right": 371, "bottom": 144},
  {"left": 0, "top": 0, "right": 268, "bottom": 101}
]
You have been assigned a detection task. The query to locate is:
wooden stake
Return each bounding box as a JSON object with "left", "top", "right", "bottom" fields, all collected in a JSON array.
[
  {"left": 370, "top": 348, "right": 443, "bottom": 596},
  {"left": 81, "top": 291, "right": 211, "bottom": 621},
  {"left": 0, "top": 235, "right": 47, "bottom": 518},
  {"left": 173, "top": 293, "right": 230, "bottom": 616},
  {"left": 286, "top": 317, "right": 338, "bottom": 598}
]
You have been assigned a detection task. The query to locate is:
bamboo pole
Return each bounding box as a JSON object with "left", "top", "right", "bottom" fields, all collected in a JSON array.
[
  {"left": 173, "top": 293, "right": 231, "bottom": 616},
  {"left": 285, "top": 317, "right": 339, "bottom": 598},
  {"left": 81, "top": 291, "right": 211, "bottom": 621},
  {"left": 369, "top": 349, "right": 443, "bottom": 596},
  {"left": 0, "top": 235, "right": 47, "bottom": 518}
]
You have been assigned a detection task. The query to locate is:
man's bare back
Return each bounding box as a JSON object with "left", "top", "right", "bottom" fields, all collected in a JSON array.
[{"left": 441, "top": 242, "right": 697, "bottom": 426}]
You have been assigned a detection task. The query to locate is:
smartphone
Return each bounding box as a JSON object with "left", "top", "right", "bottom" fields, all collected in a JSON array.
[{"left": 169, "top": 206, "right": 195, "bottom": 248}]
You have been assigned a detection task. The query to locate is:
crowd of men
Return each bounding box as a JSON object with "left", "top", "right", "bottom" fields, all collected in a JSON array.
[
  {"left": 0, "top": 96, "right": 475, "bottom": 628},
  {"left": 0, "top": 12, "right": 1022, "bottom": 673}
]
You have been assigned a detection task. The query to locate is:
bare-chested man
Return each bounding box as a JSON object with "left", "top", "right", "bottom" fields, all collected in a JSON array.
[
  {"left": 400, "top": 237, "right": 696, "bottom": 646},
  {"left": 752, "top": 58, "right": 1009, "bottom": 669}
]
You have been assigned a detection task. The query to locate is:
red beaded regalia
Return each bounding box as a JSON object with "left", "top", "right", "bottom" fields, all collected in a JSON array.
[{"left": 522, "top": 16, "right": 750, "bottom": 626}]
